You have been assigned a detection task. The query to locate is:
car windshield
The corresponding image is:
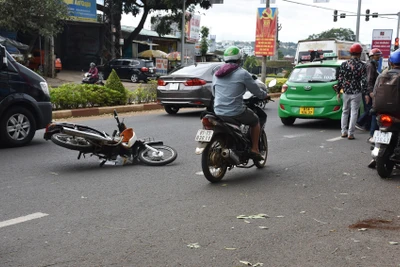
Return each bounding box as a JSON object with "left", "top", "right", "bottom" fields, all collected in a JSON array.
[
  {"left": 145, "top": 61, "right": 154, "bottom": 68},
  {"left": 170, "top": 64, "right": 216, "bottom": 76},
  {"left": 288, "top": 67, "right": 338, "bottom": 83}
]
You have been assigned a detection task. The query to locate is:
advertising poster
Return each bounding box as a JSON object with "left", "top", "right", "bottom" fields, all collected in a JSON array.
[
  {"left": 185, "top": 13, "right": 201, "bottom": 42},
  {"left": 254, "top": 7, "right": 278, "bottom": 56},
  {"left": 371, "top": 29, "right": 393, "bottom": 58},
  {"left": 156, "top": 58, "right": 168, "bottom": 75},
  {"left": 63, "top": 0, "right": 97, "bottom": 23}
]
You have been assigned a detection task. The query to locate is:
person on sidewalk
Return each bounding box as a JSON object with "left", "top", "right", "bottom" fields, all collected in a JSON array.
[
  {"left": 356, "top": 48, "right": 382, "bottom": 132},
  {"left": 336, "top": 43, "right": 367, "bottom": 140},
  {"left": 212, "top": 46, "right": 270, "bottom": 161}
]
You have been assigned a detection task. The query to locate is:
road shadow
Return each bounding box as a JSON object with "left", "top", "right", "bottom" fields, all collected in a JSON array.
[{"left": 280, "top": 119, "right": 341, "bottom": 130}]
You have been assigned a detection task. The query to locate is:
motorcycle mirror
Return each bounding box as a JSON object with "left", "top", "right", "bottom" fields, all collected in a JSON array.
[
  {"left": 268, "top": 79, "right": 277, "bottom": 88},
  {"left": 243, "top": 91, "right": 253, "bottom": 100},
  {"left": 113, "top": 109, "right": 118, "bottom": 118}
]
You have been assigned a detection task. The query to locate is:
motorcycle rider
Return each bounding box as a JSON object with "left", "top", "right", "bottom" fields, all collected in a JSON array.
[
  {"left": 212, "top": 46, "right": 270, "bottom": 161},
  {"left": 87, "top": 62, "right": 99, "bottom": 84}
]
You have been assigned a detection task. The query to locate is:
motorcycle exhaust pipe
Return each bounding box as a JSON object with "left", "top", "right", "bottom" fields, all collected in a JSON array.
[
  {"left": 62, "top": 127, "right": 112, "bottom": 142},
  {"left": 221, "top": 149, "right": 240, "bottom": 165}
]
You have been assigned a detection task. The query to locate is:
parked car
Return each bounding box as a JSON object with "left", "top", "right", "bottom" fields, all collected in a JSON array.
[
  {"left": 279, "top": 52, "right": 347, "bottom": 126},
  {"left": 0, "top": 44, "right": 52, "bottom": 147},
  {"left": 157, "top": 62, "right": 223, "bottom": 114},
  {"left": 28, "top": 50, "right": 62, "bottom": 72},
  {"left": 98, "top": 58, "right": 157, "bottom": 83}
]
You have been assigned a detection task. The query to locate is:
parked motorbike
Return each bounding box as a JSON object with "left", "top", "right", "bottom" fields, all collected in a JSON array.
[
  {"left": 44, "top": 110, "right": 178, "bottom": 167},
  {"left": 82, "top": 72, "right": 104, "bottom": 85},
  {"left": 195, "top": 79, "right": 277, "bottom": 183},
  {"left": 371, "top": 113, "right": 400, "bottom": 178}
]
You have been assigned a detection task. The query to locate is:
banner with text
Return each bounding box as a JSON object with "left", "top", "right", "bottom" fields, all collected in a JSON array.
[
  {"left": 371, "top": 29, "right": 393, "bottom": 58},
  {"left": 254, "top": 7, "right": 278, "bottom": 56},
  {"left": 156, "top": 58, "right": 168, "bottom": 75},
  {"left": 63, "top": 0, "right": 97, "bottom": 23}
]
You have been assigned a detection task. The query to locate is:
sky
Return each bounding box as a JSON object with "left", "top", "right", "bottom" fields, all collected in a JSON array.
[{"left": 119, "top": 0, "right": 399, "bottom": 45}]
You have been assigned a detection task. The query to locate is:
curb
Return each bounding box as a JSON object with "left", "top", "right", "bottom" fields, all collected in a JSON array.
[{"left": 52, "top": 93, "right": 283, "bottom": 120}]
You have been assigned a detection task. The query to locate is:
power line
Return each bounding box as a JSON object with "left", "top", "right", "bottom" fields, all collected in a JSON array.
[{"left": 281, "top": 0, "right": 396, "bottom": 20}]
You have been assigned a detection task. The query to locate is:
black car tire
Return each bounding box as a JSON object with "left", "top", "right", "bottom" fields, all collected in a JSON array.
[
  {"left": 0, "top": 107, "right": 36, "bottom": 147},
  {"left": 131, "top": 73, "right": 139, "bottom": 83},
  {"left": 281, "top": 117, "right": 296, "bottom": 126},
  {"left": 164, "top": 105, "right": 180, "bottom": 114}
]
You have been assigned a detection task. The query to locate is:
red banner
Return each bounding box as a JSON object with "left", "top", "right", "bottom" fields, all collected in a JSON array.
[{"left": 254, "top": 7, "right": 278, "bottom": 56}]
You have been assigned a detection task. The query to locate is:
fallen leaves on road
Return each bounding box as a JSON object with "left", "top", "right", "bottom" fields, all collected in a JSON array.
[
  {"left": 237, "top": 214, "right": 269, "bottom": 219},
  {"left": 239, "top": 260, "right": 264, "bottom": 266},
  {"left": 187, "top": 243, "right": 200, "bottom": 249}
]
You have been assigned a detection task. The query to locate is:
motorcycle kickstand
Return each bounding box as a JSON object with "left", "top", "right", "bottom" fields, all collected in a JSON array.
[
  {"left": 99, "top": 159, "right": 107, "bottom": 167},
  {"left": 78, "top": 152, "right": 85, "bottom": 159}
]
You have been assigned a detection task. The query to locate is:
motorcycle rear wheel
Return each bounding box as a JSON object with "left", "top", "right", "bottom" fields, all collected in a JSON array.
[
  {"left": 254, "top": 131, "right": 268, "bottom": 168},
  {"left": 51, "top": 133, "right": 94, "bottom": 153},
  {"left": 138, "top": 145, "right": 178, "bottom": 166},
  {"left": 376, "top": 144, "right": 395, "bottom": 179},
  {"left": 201, "top": 136, "right": 228, "bottom": 183}
]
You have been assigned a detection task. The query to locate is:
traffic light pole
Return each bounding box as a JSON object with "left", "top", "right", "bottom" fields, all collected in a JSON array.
[{"left": 355, "top": 0, "right": 362, "bottom": 42}]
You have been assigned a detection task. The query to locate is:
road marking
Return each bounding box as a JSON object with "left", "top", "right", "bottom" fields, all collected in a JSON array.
[
  {"left": 0, "top": 212, "right": 48, "bottom": 229},
  {"left": 327, "top": 137, "right": 343, "bottom": 142}
]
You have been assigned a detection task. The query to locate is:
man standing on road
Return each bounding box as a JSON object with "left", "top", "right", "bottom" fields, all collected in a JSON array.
[
  {"left": 356, "top": 48, "right": 382, "bottom": 133},
  {"left": 336, "top": 43, "right": 367, "bottom": 140},
  {"left": 212, "top": 46, "right": 270, "bottom": 160}
]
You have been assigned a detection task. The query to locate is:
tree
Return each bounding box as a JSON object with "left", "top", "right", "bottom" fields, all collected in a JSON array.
[
  {"left": 306, "top": 28, "right": 355, "bottom": 41},
  {"left": 243, "top": 55, "right": 260, "bottom": 73},
  {"left": 106, "top": 0, "right": 212, "bottom": 52},
  {"left": 0, "top": 0, "right": 68, "bottom": 37},
  {"left": 200, "top": 26, "right": 209, "bottom": 61}
]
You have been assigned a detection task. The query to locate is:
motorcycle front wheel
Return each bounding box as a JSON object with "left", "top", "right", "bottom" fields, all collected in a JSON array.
[
  {"left": 51, "top": 133, "right": 94, "bottom": 153},
  {"left": 376, "top": 144, "right": 395, "bottom": 179},
  {"left": 201, "top": 136, "right": 228, "bottom": 183},
  {"left": 138, "top": 145, "right": 178, "bottom": 166},
  {"left": 254, "top": 131, "right": 268, "bottom": 168}
]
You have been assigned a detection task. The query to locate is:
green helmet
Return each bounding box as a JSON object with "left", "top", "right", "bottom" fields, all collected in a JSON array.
[{"left": 223, "top": 46, "right": 243, "bottom": 62}]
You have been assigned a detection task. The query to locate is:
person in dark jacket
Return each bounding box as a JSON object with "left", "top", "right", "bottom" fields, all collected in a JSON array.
[
  {"left": 336, "top": 43, "right": 367, "bottom": 140},
  {"left": 356, "top": 48, "right": 382, "bottom": 133}
]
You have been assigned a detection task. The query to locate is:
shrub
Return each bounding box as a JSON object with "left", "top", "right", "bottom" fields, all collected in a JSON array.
[{"left": 105, "top": 69, "right": 127, "bottom": 103}]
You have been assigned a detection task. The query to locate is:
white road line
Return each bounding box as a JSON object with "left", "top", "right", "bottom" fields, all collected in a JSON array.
[
  {"left": 0, "top": 212, "right": 48, "bottom": 229},
  {"left": 327, "top": 137, "right": 343, "bottom": 142}
]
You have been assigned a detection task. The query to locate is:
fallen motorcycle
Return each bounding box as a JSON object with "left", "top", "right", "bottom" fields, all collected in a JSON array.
[
  {"left": 44, "top": 110, "right": 177, "bottom": 166},
  {"left": 195, "top": 79, "right": 276, "bottom": 183}
]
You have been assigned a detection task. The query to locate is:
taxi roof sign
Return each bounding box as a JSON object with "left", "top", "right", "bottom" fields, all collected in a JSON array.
[{"left": 323, "top": 52, "right": 337, "bottom": 58}]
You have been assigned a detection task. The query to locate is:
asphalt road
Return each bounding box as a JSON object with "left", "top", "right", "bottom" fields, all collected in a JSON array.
[{"left": 1, "top": 103, "right": 400, "bottom": 267}]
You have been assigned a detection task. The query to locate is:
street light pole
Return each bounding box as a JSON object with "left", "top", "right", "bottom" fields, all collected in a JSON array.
[
  {"left": 181, "top": 0, "right": 186, "bottom": 66},
  {"left": 260, "top": 0, "right": 270, "bottom": 84},
  {"left": 355, "top": 0, "right": 362, "bottom": 42}
]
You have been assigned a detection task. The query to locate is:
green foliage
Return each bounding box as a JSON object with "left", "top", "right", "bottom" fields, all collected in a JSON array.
[
  {"left": 131, "top": 80, "right": 157, "bottom": 104},
  {"left": 265, "top": 78, "right": 288, "bottom": 93},
  {"left": 243, "top": 56, "right": 260, "bottom": 72},
  {"left": 306, "top": 28, "right": 355, "bottom": 42},
  {"left": 50, "top": 83, "right": 130, "bottom": 110},
  {"left": 105, "top": 69, "right": 127, "bottom": 104},
  {"left": 0, "top": 0, "right": 69, "bottom": 36},
  {"left": 200, "top": 26, "right": 210, "bottom": 56}
]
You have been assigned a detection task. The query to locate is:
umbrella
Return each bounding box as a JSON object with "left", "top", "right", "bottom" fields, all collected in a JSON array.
[
  {"left": 167, "top": 52, "right": 181, "bottom": 61},
  {"left": 0, "top": 35, "right": 29, "bottom": 51},
  {"left": 138, "top": 49, "right": 167, "bottom": 58}
]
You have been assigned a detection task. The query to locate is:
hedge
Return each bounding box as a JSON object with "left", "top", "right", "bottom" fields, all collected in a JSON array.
[{"left": 265, "top": 78, "right": 288, "bottom": 93}]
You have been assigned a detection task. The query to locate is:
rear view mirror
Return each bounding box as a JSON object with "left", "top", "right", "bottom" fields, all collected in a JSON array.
[{"left": 268, "top": 79, "right": 277, "bottom": 88}]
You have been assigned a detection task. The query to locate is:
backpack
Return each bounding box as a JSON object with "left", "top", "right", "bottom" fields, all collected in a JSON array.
[{"left": 373, "top": 70, "right": 400, "bottom": 114}]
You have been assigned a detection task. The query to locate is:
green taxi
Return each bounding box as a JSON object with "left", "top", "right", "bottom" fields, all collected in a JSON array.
[{"left": 278, "top": 53, "right": 345, "bottom": 126}]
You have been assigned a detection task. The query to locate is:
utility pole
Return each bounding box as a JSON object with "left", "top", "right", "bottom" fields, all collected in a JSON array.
[
  {"left": 260, "top": 0, "right": 270, "bottom": 84},
  {"left": 355, "top": 0, "right": 362, "bottom": 42},
  {"left": 181, "top": 0, "right": 186, "bottom": 66}
]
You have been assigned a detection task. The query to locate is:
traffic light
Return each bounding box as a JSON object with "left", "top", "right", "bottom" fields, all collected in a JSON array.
[
  {"left": 395, "top": 37, "right": 399, "bottom": 50},
  {"left": 333, "top": 10, "right": 338, "bottom": 22},
  {"left": 365, "top": 9, "right": 370, "bottom": 21}
]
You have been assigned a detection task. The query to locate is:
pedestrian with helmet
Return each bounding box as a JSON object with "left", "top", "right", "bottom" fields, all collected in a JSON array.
[
  {"left": 356, "top": 48, "right": 382, "bottom": 134},
  {"left": 336, "top": 43, "right": 367, "bottom": 140},
  {"left": 212, "top": 46, "right": 271, "bottom": 161},
  {"left": 88, "top": 62, "right": 99, "bottom": 84}
]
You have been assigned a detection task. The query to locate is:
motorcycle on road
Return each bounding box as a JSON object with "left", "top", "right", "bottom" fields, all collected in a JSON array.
[
  {"left": 82, "top": 72, "right": 104, "bottom": 85},
  {"left": 371, "top": 113, "right": 400, "bottom": 178},
  {"left": 44, "top": 110, "right": 177, "bottom": 167},
  {"left": 195, "top": 79, "right": 277, "bottom": 183}
]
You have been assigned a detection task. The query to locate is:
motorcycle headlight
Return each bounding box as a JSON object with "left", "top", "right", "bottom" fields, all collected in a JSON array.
[{"left": 40, "top": 82, "right": 50, "bottom": 96}]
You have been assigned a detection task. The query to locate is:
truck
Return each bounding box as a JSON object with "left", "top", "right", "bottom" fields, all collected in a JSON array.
[
  {"left": 294, "top": 38, "right": 368, "bottom": 65},
  {"left": 0, "top": 44, "right": 52, "bottom": 147}
]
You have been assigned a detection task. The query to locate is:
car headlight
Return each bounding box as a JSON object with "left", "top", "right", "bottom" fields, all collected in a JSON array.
[{"left": 40, "top": 82, "right": 50, "bottom": 96}]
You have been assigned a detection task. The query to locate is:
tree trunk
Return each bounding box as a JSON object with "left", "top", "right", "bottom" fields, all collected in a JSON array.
[{"left": 122, "top": 7, "right": 150, "bottom": 52}]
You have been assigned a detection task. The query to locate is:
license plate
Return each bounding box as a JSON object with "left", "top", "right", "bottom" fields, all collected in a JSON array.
[
  {"left": 169, "top": 83, "right": 179, "bottom": 90},
  {"left": 299, "top": 107, "right": 314, "bottom": 115},
  {"left": 195, "top": 129, "right": 213, "bottom": 142},
  {"left": 373, "top": 130, "right": 392, "bottom": 144}
]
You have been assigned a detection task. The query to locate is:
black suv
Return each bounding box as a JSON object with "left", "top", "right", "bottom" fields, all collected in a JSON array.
[{"left": 99, "top": 59, "right": 157, "bottom": 83}]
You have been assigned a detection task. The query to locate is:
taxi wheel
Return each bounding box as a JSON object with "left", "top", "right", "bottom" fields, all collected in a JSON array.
[{"left": 281, "top": 117, "right": 296, "bottom": 126}]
